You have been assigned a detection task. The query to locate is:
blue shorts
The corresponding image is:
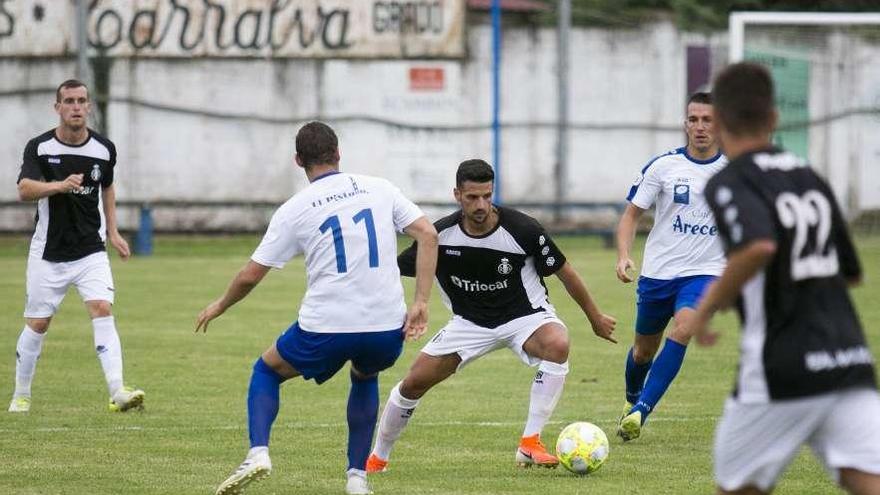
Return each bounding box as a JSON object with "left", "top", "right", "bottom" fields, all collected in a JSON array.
[
  {"left": 635, "top": 275, "right": 716, "bottom": 335},
  {"left": 275, "top": 322, "right": 404, "bottom": 384}
]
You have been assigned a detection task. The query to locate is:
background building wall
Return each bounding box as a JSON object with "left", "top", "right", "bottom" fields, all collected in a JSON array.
[{"left": 1, "top": 16, "right": 877, "bottom": 231}]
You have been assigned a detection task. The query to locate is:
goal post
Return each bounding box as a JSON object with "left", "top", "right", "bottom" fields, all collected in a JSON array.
[
  {"left": 728, "top": 12, "right": 880, "bottom": 63},
  {"left": 726, "top": 12, "right": 880, "bottom": 219}
]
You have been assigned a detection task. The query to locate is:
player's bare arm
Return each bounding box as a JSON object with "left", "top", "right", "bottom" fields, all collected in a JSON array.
[
  {"left": 555, "top": 261, "right": 618, "bottom": 343},
  {"left": 402, "top": 216, "right": 439, "bottom": 341},
  {"left": 615, "top": 203, "right": 645, "bottom": 283},
  {"left": 17, "top": 174, "right": 84, "bottom": 201},
  {"left": 101, "top": 184, "right": 130, "bottom": 260},
  {"left": 691, "top": 239, "right": 777, "bottom": 346},
  {"left": 195, "top": 261, "right": 271, "bottom": 333}
]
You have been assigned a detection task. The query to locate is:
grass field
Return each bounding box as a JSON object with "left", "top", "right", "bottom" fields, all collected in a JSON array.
[{"left": 0, "top": 234, "right": 878, "bottom": 495}]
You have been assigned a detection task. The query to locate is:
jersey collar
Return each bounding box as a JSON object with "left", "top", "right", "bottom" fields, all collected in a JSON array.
[
  {"left": 457, "top": 205, "right": 503, "bottom": 239},
  {"left": 311, "top": 170, "right": 341, "bottom": 182},
  {"left": 683, "top": 147, "right": 722, "bottom": 165},
  {"left": 54, "top": 128, "right": 92, "bottom": 148}
]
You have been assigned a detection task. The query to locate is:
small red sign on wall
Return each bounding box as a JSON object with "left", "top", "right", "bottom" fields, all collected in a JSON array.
[{"left": 409, "top": 67, "right": 445, "bottom": 91}]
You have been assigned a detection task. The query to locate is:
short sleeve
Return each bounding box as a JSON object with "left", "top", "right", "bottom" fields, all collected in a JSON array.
[
  {"left": 17, "top": 140, "right": 43, "bottom": 183},
  {"left": 251, "top": 206, "right": 302, "bottom": 269},
  {"left": 706, "top": 175, "right": 777, "bottom": 254},
  {"left": 530, "top": 223, "right": 567, "bottom": 277},
  {"left": 396, "top": 241, "right": 418, "bottom": 277},
  {"left": 627, "top": 162, "right": 662, "bottom": 210},
  {"left": 390, "top": 184, "right": 424, "bottom": 232},
  {"left": 102, "top": 141, "right": 116, "bottom": 188},
  {"left": 819, "top": 178, "right": 861, "bottom": 280}
]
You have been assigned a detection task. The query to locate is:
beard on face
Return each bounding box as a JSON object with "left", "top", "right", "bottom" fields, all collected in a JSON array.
[{"left": 469, "top": 209, "right": 487, "bottom": 223}]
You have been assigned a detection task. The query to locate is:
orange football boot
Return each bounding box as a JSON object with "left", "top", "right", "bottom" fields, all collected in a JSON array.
[
  {"left": 515, "top": 434, "right": 559, "bottom": 468},
  {"left": 365, "top": 453, "right": 388, "bottom": 473}
]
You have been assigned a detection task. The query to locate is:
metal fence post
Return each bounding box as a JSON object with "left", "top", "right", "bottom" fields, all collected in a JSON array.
[{"left": 134, "top": 204, "right": 153, "bottom": 256}]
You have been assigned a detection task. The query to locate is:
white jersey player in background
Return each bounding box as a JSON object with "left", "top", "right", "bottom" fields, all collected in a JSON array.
[
  {"left": 615, "top": 92, "right": 727, "bottom": 441},
  {"left": 195, "top": 121, "right": 438, "bottom": 495}
]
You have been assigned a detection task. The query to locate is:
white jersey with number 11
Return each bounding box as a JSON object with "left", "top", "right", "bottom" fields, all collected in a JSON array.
[{"left": 252, "top": 172, "right": 424, "bottom": 334}]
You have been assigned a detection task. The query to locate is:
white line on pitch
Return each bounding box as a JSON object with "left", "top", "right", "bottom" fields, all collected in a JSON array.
[{"left": 0, "top": 416, "right": 718, "bottom": 434}]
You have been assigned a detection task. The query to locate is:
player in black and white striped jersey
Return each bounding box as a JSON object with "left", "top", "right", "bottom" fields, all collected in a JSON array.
[
  {"left": 9, "top": 80, "right": 143, "bottom": 414},
  {"left": 691, "top": 63, "right": 880, "bottom": 495},
  {"left": 366, "top": 159, "right": 617, "bottom": 472}
]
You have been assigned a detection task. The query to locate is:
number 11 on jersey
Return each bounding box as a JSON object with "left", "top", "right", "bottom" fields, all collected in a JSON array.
[{"left": 319, "top": 208, "right": 379, "bottom": 273}]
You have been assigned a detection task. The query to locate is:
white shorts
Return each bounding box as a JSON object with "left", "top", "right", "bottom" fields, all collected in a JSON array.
[
  {"left": 24, "top": 252, "right": 115, "bottom": 318},
  {"left": 714, "top": 388, "right": 880, "bottom": 492},
  {"left": 421, "top": 311, "right": 565, "bottom": 370}
]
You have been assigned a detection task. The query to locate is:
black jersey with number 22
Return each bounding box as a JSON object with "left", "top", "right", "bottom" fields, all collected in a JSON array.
[{"left": 705, "top": 147, "right": 876, "bottom": 402}]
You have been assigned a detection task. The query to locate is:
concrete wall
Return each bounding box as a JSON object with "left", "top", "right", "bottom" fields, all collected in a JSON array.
[{"left": 1, "top": 20, "right": 877, "bottom": 231}]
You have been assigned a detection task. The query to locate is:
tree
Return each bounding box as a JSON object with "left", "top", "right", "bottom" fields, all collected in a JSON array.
[{"left": 534, "top": 0, "right": 880, "bottom": 30}]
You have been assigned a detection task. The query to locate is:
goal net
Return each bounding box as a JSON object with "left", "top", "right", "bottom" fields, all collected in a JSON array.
[{"left": 728, "top": 13, "right": 880, "bottom": 228}]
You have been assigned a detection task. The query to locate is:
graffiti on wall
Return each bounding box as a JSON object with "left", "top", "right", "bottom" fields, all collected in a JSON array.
[{"left": 0, "top": 0, "right": 465, "bottom": 58}]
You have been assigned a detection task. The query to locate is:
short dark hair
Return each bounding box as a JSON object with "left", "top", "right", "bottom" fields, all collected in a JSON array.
[
  {"left": 687, "top": 91, "right": 712, "bottom": 106},
  {"left": 295, "top": 121, "right": 339, "bottom": 168},
  {"left": 456, "top": 159, "right": 494, "bottom": 187},
  {"left": 56, "top": 79, "right": 88, "bottom": 102},
  {"left": 713, "top": 62, "right": 775, "bottom": 137}
]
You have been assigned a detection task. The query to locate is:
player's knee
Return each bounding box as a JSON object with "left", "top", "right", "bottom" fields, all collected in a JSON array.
[
  {"left": 632, "top": 345, "right": 657, "bottom": 364},
  {"left": 669, "top": 323, "right": 693, "bottom": 345},
  {"left": 87, "top": 301, "right": 112, "bottom": 318},
  {"left": 26, "top": 319, "right": 51, "bottom": 334},
  {"left": 544, "top": 338, "right": 569, "bottom": 364}
]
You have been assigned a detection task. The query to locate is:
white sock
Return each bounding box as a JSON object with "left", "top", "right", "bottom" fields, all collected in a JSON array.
[
  {"left": 372, "top": 382, "right": 420, "bottom": 461},
  {"left": 92, "top": 316, "right": 124, "bottom": 396},
  {"left": 13, "top": 325, "right": 45, "bottom": 398},
  {"left": 522, "top": 361, "right": 569, "bottom": 438},
  {"left": 347, "top": 468, "right": 367, "bottom": 479},
  {"left": 248, "top": 446, "right": 269, "bottom": 459}
]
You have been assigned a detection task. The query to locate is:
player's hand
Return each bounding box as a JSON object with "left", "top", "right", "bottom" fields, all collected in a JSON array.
[
  {"left": 691, "top": 315, "right": 719, "bottom": 347},
  {"left": 695, "top": 327, "right": 720, "bottom": 347},
  {"left": 57, "top": 174, "right": 84, "bottom": 194},
  {"left": 403, "top": 300, "right": 429, "bottom": 341},
  {"left": 589, "top": 313, "right": 618, "bottom": 344},
  {"left": 616, "top": 258, "right": 636, "bottom": 283},
  {"left": 109, "top": 231, "right": 131, "bottom": 261},
  {"left": 195, "top": 300, "right": 225, "bottom": 333}
]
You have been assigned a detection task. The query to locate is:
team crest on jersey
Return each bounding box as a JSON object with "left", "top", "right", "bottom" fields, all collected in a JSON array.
[
  {"left": 497, "top": 258, "right": 513, "bottom": 275},
  {"left": 673, "top": 184, "right": 690, "bottom": 204},
  {"left": 90, "top": 164, "right": 102, "bottom": 182}
]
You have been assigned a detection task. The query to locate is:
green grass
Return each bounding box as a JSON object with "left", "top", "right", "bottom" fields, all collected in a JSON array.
[{"left": 1, "top": 234, "right": 878, "bottom": 494}]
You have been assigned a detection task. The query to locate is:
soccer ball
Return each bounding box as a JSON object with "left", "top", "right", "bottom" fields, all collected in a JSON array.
[{"left": 555, "top": 421, "right": 609, "bottom": 475}]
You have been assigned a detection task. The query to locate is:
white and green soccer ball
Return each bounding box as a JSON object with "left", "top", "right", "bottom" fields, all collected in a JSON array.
[{"left": 555, "top": 421, "right": 609, "bottom": 475}]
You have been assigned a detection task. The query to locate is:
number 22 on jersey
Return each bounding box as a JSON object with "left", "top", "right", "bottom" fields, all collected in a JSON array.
[
  {"left": 319, "top": 208, "right": 379, "bottom": 273},
  {"left": 775, "top": 190, "right": 839, "bottom": 281}
]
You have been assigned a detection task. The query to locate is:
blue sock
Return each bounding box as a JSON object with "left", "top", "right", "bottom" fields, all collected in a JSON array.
[
  {"left": 625, "top": 347, "right": 653, "bottom": 405},
  {"left": 347, "top": 370, "right": 379, "bottom": 471},
  {"left": 247, "top": 358, "right": 285, "bottom": 448},
  {"left": 632, "top": 339, "right": 687, "bottom": 423}
]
